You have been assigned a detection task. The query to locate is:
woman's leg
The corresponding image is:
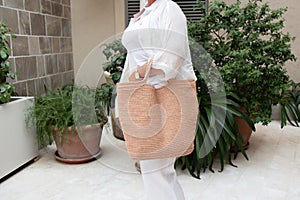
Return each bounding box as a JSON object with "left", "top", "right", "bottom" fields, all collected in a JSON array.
[{"left": 140, "top": 157, "right": 185, "bottom": 200}]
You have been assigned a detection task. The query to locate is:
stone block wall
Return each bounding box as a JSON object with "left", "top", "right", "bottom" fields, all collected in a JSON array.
[{"left": 0, "top": 0, "right": 74, "bottom": 96}]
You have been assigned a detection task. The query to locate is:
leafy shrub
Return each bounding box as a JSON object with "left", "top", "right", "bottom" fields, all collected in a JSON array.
[
  {"left": 0, "top": 21, "right": 17, "bottom": 103},
  {"left": 189, "top": 0, "right": 297, "bottom": 125}
]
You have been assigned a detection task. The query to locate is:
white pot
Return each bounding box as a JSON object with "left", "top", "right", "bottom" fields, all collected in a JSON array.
[{"left": 0, "top": 97, "right": 38, "bottom": 180}]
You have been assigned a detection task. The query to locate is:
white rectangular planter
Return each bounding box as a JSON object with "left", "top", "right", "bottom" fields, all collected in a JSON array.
[{"left": 0, "top": 97, "right": 38, "bottom": 180}]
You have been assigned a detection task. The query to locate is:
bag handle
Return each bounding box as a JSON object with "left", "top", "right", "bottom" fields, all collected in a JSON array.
[
  {"left": 142, "top": 57, "right": 154, "bottom": 82},
  {"left": 133, "top": 57, "right": 153, "bottom": 84}
]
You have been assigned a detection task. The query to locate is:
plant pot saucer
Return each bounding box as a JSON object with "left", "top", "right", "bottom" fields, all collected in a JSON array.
[{"left": 54, "top": 149, "right": 102, "bottom": 164}]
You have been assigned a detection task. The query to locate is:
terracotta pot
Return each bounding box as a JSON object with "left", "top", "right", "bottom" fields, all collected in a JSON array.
[
  {"left": 235, "top": 107, "right": 252, "bottom": 147},
  {"left": 235, "top": 116, "right": 252, "bottom": 146},
  {"left": 52, "top": 123, "right": 106, "bottom": 163}
]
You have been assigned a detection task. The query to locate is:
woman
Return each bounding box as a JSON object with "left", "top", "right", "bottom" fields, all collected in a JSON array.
[{"left": 119, "top": 0, "right": 197, "bottom": 199}]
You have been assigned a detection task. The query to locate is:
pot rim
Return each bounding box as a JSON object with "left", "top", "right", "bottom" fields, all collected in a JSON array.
[{"left": 52, "top": 119, "right": 108, "bottom": 132}]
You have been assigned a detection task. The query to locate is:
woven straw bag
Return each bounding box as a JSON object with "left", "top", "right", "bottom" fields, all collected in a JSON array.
[{"left": 117, "top": 59, "right": 198, "bottom": 160}]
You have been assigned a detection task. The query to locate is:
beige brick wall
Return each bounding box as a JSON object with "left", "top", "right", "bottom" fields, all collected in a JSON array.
[{"left": 0, "top": 0, "right": 74, "bottom": 96}]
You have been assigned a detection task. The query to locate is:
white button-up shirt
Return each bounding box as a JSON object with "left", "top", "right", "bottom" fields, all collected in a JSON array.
[{"left": 120, "top": 0, "right": 197, "bottom": 88}]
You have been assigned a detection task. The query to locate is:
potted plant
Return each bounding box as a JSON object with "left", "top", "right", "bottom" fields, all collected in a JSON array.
[
  {"left": 102, "top": 39, "right": 126, "bottom": 140},
  {"left": 177, "top": 0, "right": 299, "bottom": 179},
  {"left": 102, "top": 39, "right": 126, "bottom": 84},
  {"left": 0, "top": 21, "right": 38, "bottom": 180},
  {"left": 26, "top": 83, "right": 108, "bottom": 164},
  {"left": 176, "top": 62, "right": 255, "bottom": 178},
  {"left": 189, "top": 0, "right": 297, "bottom": 144}
]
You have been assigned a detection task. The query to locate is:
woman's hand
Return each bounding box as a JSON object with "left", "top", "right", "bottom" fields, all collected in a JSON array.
[
  {"left": 129, "top": 61, "right": 164, "bottom": 82},
  {"left": 129, "top": 61, "right": 149, "bottom": 81}
]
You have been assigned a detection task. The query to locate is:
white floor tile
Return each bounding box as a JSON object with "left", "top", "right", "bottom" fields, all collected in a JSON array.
[{"left": 0, "top": 121, "right": 300, "bottom": 200}]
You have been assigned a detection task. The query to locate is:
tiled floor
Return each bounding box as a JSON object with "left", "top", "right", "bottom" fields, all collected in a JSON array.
[{"left": 0, "top": 121, "right": 300, "bottom": 200}]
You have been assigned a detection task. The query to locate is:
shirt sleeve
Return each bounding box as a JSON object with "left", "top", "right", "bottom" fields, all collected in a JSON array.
[{"left": 150, "top": 1, "right": 190, "bottom": 81}]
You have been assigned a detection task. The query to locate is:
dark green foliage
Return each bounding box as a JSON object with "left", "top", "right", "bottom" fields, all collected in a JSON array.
[
  {"left": 26, "top": 83, "right": 111, "bottom": 148},
  {"left": 177, "top": 78, "right": 255, "bottom": 179},
  {"left": 95, "top": 82, "right": 114, "bottom": 113},
  {"left": 0, "top": 21, "right": 17, "bottom": 103},
  {"left": 190, "top": 0, "right": 297, "bottom": 125},
  {"left": 177, "top": 0, "right": 298, "bottom": 178}
]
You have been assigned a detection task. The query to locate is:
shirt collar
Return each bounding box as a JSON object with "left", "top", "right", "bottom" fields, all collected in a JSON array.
[{"left": 144, "top": 0, "right": 168, "bottom": 11}]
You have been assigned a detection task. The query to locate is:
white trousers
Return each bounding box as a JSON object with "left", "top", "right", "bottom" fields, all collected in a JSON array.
[{"left": 140, "top": 158, "right": 185, "bottom": 200}]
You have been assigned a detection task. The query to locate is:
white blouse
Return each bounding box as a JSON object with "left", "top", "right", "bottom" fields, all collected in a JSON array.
[{"left": 120, "top": 0, "right": 197, "bottom": 88}]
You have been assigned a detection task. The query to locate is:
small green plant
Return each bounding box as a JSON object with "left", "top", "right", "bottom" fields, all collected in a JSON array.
[
  {"left": 190, "top": 0, "right": 297, "bottom": 125},
  {"left": 95, "top": 82, "right": 114, "bottom": 113},
  {"left": 102, "top": 39, "right": 126, "bottom": 84},
  {"left": 26, "top": 83, "right": 109, "bottom": 148},
  {"left": 0, "top": 21, "right": 17, "bottom": 103}
]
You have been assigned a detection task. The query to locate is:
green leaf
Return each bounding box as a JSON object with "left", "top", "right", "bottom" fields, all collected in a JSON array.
[{"left": 0, "top": 50, "right": 8, "bottom": 59}]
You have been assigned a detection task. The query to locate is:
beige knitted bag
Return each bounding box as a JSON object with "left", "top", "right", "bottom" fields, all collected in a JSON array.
[{"left": 116, "top": 59, "right": 198, "bottom": 160}]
